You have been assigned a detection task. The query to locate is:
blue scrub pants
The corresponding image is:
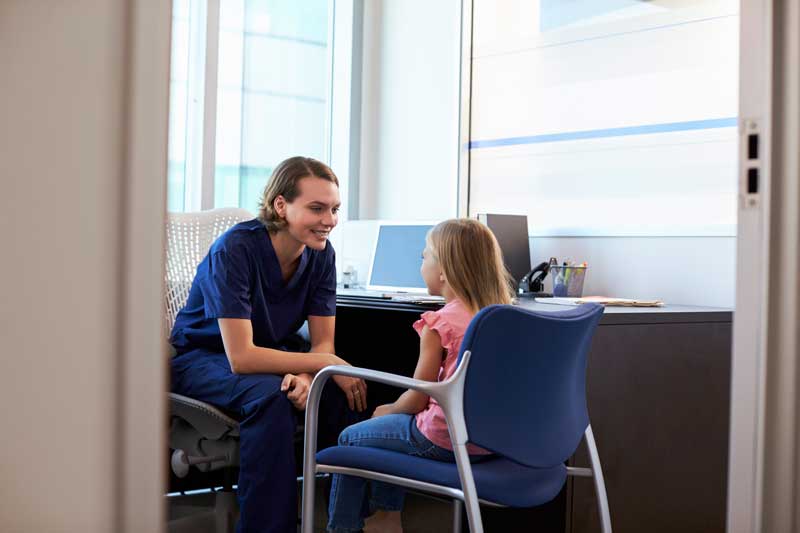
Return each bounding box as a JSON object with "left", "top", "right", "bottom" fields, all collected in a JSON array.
[{"left": 171, "top": 350, "right": 359, "bottom": 533}]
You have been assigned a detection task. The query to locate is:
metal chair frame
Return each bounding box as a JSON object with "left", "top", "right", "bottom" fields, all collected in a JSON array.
[{"left": 301, "top": 353, "right": 612, "bottom": 533}]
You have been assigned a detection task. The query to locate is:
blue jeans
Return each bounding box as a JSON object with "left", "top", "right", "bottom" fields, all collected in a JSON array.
[{"left": 327, "top": 413, "right": 486, "bottom": 532}]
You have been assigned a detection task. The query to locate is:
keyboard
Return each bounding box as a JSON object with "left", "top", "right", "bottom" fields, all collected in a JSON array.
[
  {"left": 336, "top": 288, "right": 444, "bottom": 305},
  {"left": 385, "top": 293, "right": 445, "bottom": 304}
]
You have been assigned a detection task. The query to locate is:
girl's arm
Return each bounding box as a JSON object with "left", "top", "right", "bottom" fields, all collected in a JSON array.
[
  {"left": 219, "top": 318, "right": 337, "bottom": 374},
  {"left": 376, "top": 325, "right": 443, "bottom": 416}
]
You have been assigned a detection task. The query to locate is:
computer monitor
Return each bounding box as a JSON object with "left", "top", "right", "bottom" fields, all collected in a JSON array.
[
  {"left": 367, "top": 223, "right": 433, "bottom": 293},
  {"left": 477, "top": 213, "right": 531, "bottom": 283}
]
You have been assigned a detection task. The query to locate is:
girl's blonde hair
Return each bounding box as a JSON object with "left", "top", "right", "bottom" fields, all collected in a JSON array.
[{"left": 427, "top": 218, "right": 515, "bottom": 313}]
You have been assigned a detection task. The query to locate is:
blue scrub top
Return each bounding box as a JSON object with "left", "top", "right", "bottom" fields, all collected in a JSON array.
[{"left": 170, "top": 218, "right": 337, "bottom": 356}]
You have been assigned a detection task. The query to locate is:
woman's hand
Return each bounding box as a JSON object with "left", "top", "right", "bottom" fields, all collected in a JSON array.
[
  {"left": 281, "top": 373, "right": 312, "bottom": 410},
  {"left": 327, "top": 355, "right": 368, "bottom": 412},
  {"left": 372, "top": 403, "right": 395, "bottom": 418}
]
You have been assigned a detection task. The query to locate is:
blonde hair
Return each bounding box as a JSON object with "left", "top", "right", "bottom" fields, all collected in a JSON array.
[
  {"left": 257, "top": 156, "right": 339, "bottom": 232},
  {"left": 427, "top": 218, "right": 515, "bottom": 314}
]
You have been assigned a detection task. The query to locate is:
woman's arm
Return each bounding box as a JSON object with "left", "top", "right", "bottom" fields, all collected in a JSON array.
[
  {"left": 289, "top": 315, "right": 337, "bottom": 404},
  {"left": 375, "top": 325, "right": 443, "bottom": 416},
  {"left": 219, "top": 318, "right": 336, "bottom": 375},
  {"left": 307, "top": 314, "right": 368, "bottom": 411},
  {"left": 307, "top": 314, "right": 336, "bottom": 355}
]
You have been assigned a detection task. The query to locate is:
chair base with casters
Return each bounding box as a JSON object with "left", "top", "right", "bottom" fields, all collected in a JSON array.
[
  {"left": 301, "top": 304, "right": 612, "bottom": 533},
  {"left": 168, "top": 392, "right": 241, "bottom": 533},
  {"left": 167, "top": 395, "right": 309, "bottom": 533}
]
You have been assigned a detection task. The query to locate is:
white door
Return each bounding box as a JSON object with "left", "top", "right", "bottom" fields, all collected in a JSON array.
[{"left": 728, "top": 1, "right": 800, "bottom": 531}]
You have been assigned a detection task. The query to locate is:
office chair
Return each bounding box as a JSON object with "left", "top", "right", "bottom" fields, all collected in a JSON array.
[
  {"left": 165, "top": 207, "right": 253, "bottom": 533},
  {"left": 301, "top": 303, "right": 612, "bottom": 533}
]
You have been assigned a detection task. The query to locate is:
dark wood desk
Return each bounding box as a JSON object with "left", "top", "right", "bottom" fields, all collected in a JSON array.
[{"left": 335, "top": 292, "right": 733, "bottom": 533}]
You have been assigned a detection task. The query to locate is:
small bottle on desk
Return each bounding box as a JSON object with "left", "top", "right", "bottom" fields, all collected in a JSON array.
[{"left": 342, "top": 264, "right": 357, "bottom": 288}]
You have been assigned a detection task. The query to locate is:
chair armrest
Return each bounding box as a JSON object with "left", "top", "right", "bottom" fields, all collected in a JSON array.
[
  {"left": 310, "top": 364, "right": 447, "bottom": 399},
  {"left": 303, "top": 357, "right": 473, "bottom": 464},
  {"left": 303, "top": 365, "right": 442, "bottom": 480},
  {"left": 169, "top": 393, "right": 240, "bottom": 440}
]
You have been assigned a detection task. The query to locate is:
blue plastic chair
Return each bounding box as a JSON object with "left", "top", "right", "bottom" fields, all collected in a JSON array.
[{"left": 301, "top": 303, "right": 611, "bottom": 533}]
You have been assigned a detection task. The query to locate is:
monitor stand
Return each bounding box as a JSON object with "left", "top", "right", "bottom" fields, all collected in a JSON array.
[{"left": 519, "top": 291, "right": 553, "bottom": 299}]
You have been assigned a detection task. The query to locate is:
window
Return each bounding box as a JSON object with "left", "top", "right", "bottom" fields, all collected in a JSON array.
[
  {"left": 167, "top": 0, "right": 338, "bottom": 214},
  {"left": 215, "top": 0, "right": 330, "bottom": 212},
  {"left": 467, "top": 0, "right": 740, "bottom": 236},
  {"left": 167, "top": 0, "right": 204, "bottom": 212}
]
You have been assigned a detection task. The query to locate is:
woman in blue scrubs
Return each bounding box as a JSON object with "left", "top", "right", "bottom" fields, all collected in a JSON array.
[{"left": 170, "top": 156, "right": 367, "bottom": 533}]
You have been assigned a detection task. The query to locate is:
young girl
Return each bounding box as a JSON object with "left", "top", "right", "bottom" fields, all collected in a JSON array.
[{"left": 326, "top": 218, "right": 515, "bottom": 533}]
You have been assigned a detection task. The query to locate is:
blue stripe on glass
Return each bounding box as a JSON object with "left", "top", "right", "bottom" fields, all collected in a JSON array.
[{"left": 469, "top": 118, "right": 738, "bottom": 150}]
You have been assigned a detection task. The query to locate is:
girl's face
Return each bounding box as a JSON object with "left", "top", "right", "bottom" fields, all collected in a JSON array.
[
  {"left": 420, "top": 244, "right": 444, "bottom": 295},
  {"left": 275, "top": 176, "right": 340, "bottom": 251}
]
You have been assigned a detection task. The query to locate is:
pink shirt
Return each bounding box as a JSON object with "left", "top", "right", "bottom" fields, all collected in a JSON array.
[{"left": 413, "top": 299, "right": 490, "bottom": 455}]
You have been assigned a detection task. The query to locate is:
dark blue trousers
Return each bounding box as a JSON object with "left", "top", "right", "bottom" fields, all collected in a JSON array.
[{"left": 171, "top": 350, "right": 359, "bottom": 533}]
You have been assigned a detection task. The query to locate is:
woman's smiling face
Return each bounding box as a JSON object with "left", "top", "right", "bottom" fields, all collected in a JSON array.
[{"left": 275, "top": 176, "right": 341, "bottom": 251}]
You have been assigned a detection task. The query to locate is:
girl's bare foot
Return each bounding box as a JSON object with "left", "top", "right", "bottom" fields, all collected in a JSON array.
[{"left": 363, "top": 509, "right": 403, "bottom": 533}]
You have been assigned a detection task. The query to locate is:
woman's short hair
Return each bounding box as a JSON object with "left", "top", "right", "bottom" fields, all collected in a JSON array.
[
  {"left": 257, "top": 156, "right": 339, "bottom": 232},
  {"left": 428, "top": 218, "right": 515, "bottom": 313}
]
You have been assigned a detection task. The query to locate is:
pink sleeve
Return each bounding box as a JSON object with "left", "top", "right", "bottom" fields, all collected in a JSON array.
[{"left": 413, "top": 310, "right": 454, "bottom": 348}]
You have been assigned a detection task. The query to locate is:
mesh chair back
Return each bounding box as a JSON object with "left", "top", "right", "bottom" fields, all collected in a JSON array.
[
  {"left": 458, "top": 303, "right": 603, "bottom": 468},
  {"left": 164, "top": 207, "right": 254, "bottom": 331}
]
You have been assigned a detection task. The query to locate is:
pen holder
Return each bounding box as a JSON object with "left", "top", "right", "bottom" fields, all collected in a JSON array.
[{"left": 550, "top": 265, "right": 587, "bottom": 297}]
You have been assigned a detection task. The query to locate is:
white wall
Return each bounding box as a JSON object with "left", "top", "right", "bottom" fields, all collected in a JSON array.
[
  {"left": 358, "top": 0, "right": 461, "bottom": 220},
  {"left": 533, "top": 236, "right": 736, "bottom": 307},
  {"left": 0, "top": 1, "right": 169, "bottom": 531}
]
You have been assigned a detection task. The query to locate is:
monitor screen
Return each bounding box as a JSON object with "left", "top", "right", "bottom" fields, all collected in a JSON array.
[
  {"left": 477, "top": 214, "right": 531, "bottom": 283},
  {"left": 367, "top": 224, "right": 433, "bottom": 292}
]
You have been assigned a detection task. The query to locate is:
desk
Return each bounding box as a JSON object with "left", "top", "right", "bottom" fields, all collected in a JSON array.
[{"left": 335, "top": 292, "right": 732, "bottom": 533}]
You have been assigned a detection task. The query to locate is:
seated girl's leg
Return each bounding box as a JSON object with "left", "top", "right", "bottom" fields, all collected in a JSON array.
[
  {"left": 408, "top": 421, "right": 494, "bottom": 465},
  {"left": 327, "top": 414, "right": 437, "bottom": 532}
]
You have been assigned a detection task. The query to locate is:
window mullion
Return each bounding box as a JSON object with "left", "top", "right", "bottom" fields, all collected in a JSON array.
[
  {"left": 329, "top": 0, "right": 359, "bottom": 221},
  {"left": 183, "top": 0, "right": 207, "bottom": 212},
  {"left": 200, "top": 0, "right": 220, "bottom": 210}
]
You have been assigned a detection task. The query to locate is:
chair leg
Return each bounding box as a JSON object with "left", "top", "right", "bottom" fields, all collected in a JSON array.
[
  {"left": 301, "top": 398, "right": 321, "bottom": 533},
  {"left": 300, "top": 467, "right": 316, "bottom": 533},
  {"left": 584, "top": 425, "right": 612, "bottom": 533},
  {"left": 452, "top": 499, "right": 463, "bottom": 533},
  {"left": 453, "top": 444, "right": 483, "bottom": 533},
  {"left": 214, "top": 490, "right": 237, "bottom": 533}
]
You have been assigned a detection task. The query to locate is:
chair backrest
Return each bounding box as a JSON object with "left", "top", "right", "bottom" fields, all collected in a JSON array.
[
  {"left": 164, "top": 207, "right": 254, "bottom": 331},
  {"left": 458, "top": 303, "right": 604, "bottom": 468}
]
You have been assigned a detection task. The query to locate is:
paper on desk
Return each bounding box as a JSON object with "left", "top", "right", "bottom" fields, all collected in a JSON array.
[{"left": 535, "top": 296, "right": 664, "bottom": 307}]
